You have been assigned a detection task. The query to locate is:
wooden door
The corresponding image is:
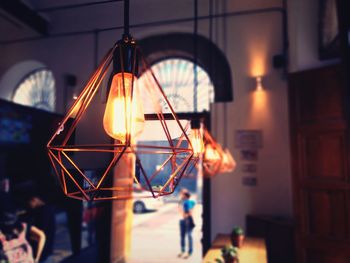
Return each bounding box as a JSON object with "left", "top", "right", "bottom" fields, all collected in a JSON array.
[{"left": 289, "top": 65, "right": 350, "bottom": 262}]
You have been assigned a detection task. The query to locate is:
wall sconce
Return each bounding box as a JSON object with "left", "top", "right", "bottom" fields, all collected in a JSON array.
[{"left": 255, "top": 76, "right": 264, "bottom": 91}]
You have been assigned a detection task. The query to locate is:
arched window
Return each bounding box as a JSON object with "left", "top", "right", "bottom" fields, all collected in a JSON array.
[
  {"left": 139, "top": 33, "right": 233, "bottom": 103},
  {"left": 138, "top": 58, "right": 214, "bottom": 113},
  {"left": 12, "top": 68, "right": 56, "bottom": 112}
]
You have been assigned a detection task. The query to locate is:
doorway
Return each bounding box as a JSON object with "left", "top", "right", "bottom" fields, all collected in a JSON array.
[{"left": 128, "top": 113, "right": 209, "bottom": 263}]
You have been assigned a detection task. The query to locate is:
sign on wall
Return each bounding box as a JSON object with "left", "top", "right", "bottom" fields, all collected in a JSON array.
[
  {"left": 235, "top": 130, "right": 263, "bottom": 187},
  {"left": 235, "top": 130, "right": 263, "bottom": 149}
]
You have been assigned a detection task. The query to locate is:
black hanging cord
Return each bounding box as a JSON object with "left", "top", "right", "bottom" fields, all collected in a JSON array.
[
  {"left": 209, "top": 0, "right": 213, "bottom": 80},
  {"left": 124, "top": 0, "right": 130, "bottom": 36},
  {"left": 208, "top": 0, "right": 216, "bottom": 134},
  {"left": 193, "top": 0, "right": 198, "bottom": 112},
  {"left": 223, "top": 0, "right": 228, "bottom": 148},
  {"left": 94, "top": 29, "right": 99, "bottom": 69}
]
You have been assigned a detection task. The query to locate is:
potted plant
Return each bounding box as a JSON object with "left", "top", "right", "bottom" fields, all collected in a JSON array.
[
  {"left": 215, "top": 245, "right": 238, "bottom": 263},
  {"left": 230, "top": 227, "right": 245, "bottom": 248}
]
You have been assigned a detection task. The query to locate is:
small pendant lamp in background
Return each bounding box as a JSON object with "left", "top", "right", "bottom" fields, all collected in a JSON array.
[
  {"left": 189, "top": 121, "right": 236, "bottom": 177},
  {"left": 219, "top": 148, "right": 237, "bottom": 173},
  {"left": 46, "top": 0, "right": 194, "bottom": 201},
  {"left": 202, "top": 128, "right": 224, "bottom": 176},
  {"left": 217, "top": 0, "right": 236, "bottom": 174}
]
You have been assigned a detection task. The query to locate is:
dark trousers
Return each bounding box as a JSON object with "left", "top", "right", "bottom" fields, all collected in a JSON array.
[{"left": 180, "top": 219, "right": 193, "bottom": 254}]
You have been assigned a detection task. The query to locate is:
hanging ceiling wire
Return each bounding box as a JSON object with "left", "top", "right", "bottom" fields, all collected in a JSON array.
[
  {"left": 223, "top": 0, "right": 228, "bottom": 148},
  {"left": 35, "top": 0, "right": 124, "bottom": 13},
  {"left": 123, "top": 0, "right": 130, "bottom": 36},
  {"left": 193, "top": 0, "right": 198, "bottom": 112},
  {"left": 1, "top": 7, "right": 286, "bottom": 45},
  {"left": 213, "top": 0, "right": 219, "bottom": 138},
  {"left": 208, "top": 0, "right": 213, "bottom": 103}
]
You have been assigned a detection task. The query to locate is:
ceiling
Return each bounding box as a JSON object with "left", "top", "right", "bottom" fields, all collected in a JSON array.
[
  {"left": 0, "top": 0, "right": 197, "bottom": 44},
  {"left": 0, "top": 0, "right": 125, "bottom": 43}
]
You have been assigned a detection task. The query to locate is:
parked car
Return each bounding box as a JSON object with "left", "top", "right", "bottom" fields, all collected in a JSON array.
[{"left": 133, "top": 187, "right": 163, "bottom": 213}]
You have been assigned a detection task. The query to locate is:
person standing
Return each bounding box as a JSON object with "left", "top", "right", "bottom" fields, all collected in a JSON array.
[{"left": 178, "top": 189, "right": 196, "bottom": 259}]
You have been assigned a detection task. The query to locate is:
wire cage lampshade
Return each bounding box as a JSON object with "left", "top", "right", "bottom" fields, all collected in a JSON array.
[
  {"left": 219, "top": 148, "right": 237, "bottom": 173},
  {"left": 47, "top": 35, "right": 194, "bottom": 201},
  {"left": 175, "top": 120, "right": 205, "bottom": 179},
  {"left": 202, "top": 128, "right": 237, "bottom": 176},
  {"left": 202, "top": 128, "right": 224, "bottom": 176}
]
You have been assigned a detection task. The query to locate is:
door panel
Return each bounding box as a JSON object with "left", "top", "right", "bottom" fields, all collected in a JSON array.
[
  {"left": 294, "top": 66, "right": 344, "bottom": 122},
  {"left": 289, "top": 65, "right": 350, "bottom": 263},
  {"left": 306, "top": 250, "right": 350, "bottom": 263},
  {"left": 305, "top": 189, "right": 348, "bottom": 239},
  {"left": 301, "top": 130, "right": 347, "bottom": 181}
]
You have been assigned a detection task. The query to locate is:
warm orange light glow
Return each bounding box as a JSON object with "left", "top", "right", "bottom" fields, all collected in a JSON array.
[
  {"left": 250, "top": 55, "right": 266, "bottom": 77},
  {"left": 220, "top": 148, "right": 237, "bottom": 173},
  {"left": 201, "top": 129, "right": 224, "bottom": 176},
  {"left": 248, "top": 86, "right": 272, "bottom": 128},
  {"left": 251, "top": 88, "right": 268, "bottom": 112},
  {"left": 248, "top": 33, "right": 269, "bottom": 78},
  {"left": 204, "top": 144, "right": 221, "bottom": 162},
  {"left": 190, "top": 128, "right": 204, "bottom": 156},
  {"left": 103, "top": 72, "right": 145, "bottom": 143}
]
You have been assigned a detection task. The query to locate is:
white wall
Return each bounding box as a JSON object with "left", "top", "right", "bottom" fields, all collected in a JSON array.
[
  {"left": 210, "top": 7, "right": 292, "bottom": 238},
  {"left": 287, "top": 0, "right": 340, "bottom": 72},
  {"left": 1, "top": 0, "right": 329, "bottom": 241}
]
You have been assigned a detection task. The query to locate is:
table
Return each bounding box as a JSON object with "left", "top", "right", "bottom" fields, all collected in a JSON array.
[{"left": 202, "top": 234, "right": 267, "bottom": 263}]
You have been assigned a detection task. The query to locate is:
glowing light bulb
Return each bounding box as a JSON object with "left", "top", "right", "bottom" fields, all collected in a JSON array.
[
  {"left": 256, "top": 76, "right": 263, "bottom": 91},
  {"left": 103, "top": 72, "right": 145, "bottom": 143},
  {"left": 220, "top": 148, "right": 237, "bottom": 173},
  {"left": 204, "top": 144, "right": 221, "bottom": 162},
  {"left": 190, "top": 128, "right": 204, "bottom": 155}
]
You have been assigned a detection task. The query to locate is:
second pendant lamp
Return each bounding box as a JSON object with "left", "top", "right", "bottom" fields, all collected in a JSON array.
[{"left": 191, "top": 122, "right": 237, "bottom": 177}]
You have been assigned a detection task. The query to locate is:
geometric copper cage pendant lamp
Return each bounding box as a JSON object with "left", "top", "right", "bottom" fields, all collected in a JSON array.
[
  {"left": 47, "top": 0, "right": 194, "bottom": 201},
  {"left": 184, "top": 119, "right": 237, "bottom": 178},
  {"left": 194, "top": 0, "right": 235, "bottom": 178},
  {"left": 202, "top": 126, "right": 236, "bottom": 177},
  {"left": 202, "top": 127, "right": 225, "bottom": 177}
]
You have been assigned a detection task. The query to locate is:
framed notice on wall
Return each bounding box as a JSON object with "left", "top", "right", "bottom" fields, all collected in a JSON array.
[
  {"left": 240, "top": 149, "right": 258, "bottom": 161},
  {"left": 242, "top": 164, "right": 257, "bottom": 173},
  {"left": 235, "top": 130, "right": 263, "bottom": 149}
]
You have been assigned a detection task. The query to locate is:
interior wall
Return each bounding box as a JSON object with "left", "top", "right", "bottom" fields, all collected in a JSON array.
[
  {"left": 287, "top": 0, "right": 340, "bottom": 72},
  {"left": 210, "top": 7, "right": 292, "bottom": 237},
  {"left": 0, "top": 0, "right": 296, "bottom": 241}
]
